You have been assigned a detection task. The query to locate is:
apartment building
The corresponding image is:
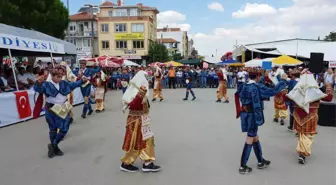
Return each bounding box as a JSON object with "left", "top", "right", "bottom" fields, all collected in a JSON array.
[
  {"left": 157, "top": 38, "right": 180, "bottom": 57},
  {"left": 65, "top": 7, "right": 100, "bottom": 58},
  {"left": 157, "top": 27, "right": 189, "bottom": 59},
  {"left": 97, "top": 1, "right": 159, "bottom": 63}
]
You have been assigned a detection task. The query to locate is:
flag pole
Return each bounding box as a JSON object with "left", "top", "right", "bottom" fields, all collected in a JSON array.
[{"left": 8, "top": 49, "right": 19, "bottom": 91}]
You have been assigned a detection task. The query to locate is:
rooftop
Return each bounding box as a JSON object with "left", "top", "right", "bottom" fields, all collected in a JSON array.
[
  {"left": 99, "top": 1, "right": 159, "bottom": 13},
  {"left": 158, "top": 38, "right": 177, "bottom": 43},
  {"left": 246, "top": 38, "right": 329, "bottom": 46},
  {"left": 69, "top": 12, "right": 96, "bottom": 21},
  {"left": 157, "top": 28, "right": 181, "bottom": 32}
]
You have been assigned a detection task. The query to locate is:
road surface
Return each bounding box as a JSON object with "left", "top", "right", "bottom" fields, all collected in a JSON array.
[{"left": 0, "top": 88, "right": 335, "bottom": 185}]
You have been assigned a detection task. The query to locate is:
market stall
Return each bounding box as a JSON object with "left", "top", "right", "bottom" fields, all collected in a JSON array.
[
  {"left": 165, "top": 61, "right": 183, "bottom": 67},
  {"left": 0, "top": 23, "right": 77, "bottom": 127}
]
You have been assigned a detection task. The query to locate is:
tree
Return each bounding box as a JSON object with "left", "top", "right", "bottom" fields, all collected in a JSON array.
[
  {"left": 0, "top": 0, "right": 69, "bottom": 39},
  {"left": 324, "top": 31, "right": 336, "bottom": 41},
  {"left": 148, "top": 42, "right": 170, "bottom": 63},
  {"left": 172, "top": 53, "right": 182, "bottom": 61}
]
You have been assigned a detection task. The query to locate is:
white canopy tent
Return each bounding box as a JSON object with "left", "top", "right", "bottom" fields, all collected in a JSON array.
[
  {"left": 203, "top": 56, "right": 222, "bottom": 64},
  {"left": 123, "top": 59, "right": 140, "bottom": 66},
  {"left": 244, "top": 58, "right": 276, "bottom": 67},
  {"left": 0, "top": 23, "right": 76, "bottom": 90}
]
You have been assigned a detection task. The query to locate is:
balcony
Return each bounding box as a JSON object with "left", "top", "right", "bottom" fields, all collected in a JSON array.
[{"left": 66, "top": 30, "right": 98, "bottom": 37}]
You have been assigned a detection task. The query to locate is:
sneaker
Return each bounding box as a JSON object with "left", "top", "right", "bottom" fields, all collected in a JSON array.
[
  {"left": 120, "top": 163, "right": 139, "bottom": 172},
  {"left": 152, "top": 98, "right": 156, "bottom": 102},
  {"left": 216, "top": 100, "right": 221, "bottom": 103},
  {"left": 54, "top": 145, "right": 64, "bottom": 156},
  {"left": 183, "top": 98, "right": 188, "bottom": 101},
  {"left": 273, "top": 118, "right": 279, "bottom": 123},
  {"left": 192, "top": 97, "right": 196, "bottom": 101},
  {"left": 142, "top": 163, "right": 161, "bottom": 172},
  {"left": 224, "top": 100, "right": 229, "bottom": 103},
  {"left": 95, "top": 110, "right": 100, "bottom": 113},
  {"left": 47, "top": 144, "right": 55, "bottom": 158},
  {"left": 239, "top": 166, "right": 252, "bottom": 174},
  {"left": 88, "top": 110, "right": 93, "bottom": 116},
  {"left": 81, "top": 114, "right": 86, "bottom": 119},
  {"left": 160, "top": 99, "right": 164, "bottom": 102},
  {"left": 257, "top": 159, "right": 271, "bottom": 169},
  {"left": 295, "top": 133, "right": 299, "bottom": 137},
  {"left": 287, "top": 126, "right": 293, "bottom": 132},
  {"left": 280, "top": 120, "right": 285, "bottom": 126},
  {"left": 298, "top": 155, "right": 306, "bottom": 164}
]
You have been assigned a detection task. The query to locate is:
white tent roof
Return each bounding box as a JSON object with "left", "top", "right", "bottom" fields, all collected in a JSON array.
[
  {"left": 0, "top": 23, "right": 76, "bottom": 55},
  {"left": 203, "top": 56, "right": 222, "bottom": 64},
  {"left": 123, "top": 59, "right": 140, "bottom": 66},
  {"left": 244, "top": 58, "right": 276, "bottom": 67}
]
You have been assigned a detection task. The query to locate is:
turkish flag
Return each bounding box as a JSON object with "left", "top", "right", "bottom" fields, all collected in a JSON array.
[{"left": 14, "top": 91, "right": 32, "bottom": 119}]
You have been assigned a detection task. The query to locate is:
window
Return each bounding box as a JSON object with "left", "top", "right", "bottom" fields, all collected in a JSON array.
[
  {"left": 114, "top": 9, "right": 127, "bottom": 16},
  {"left": 101, "top": 24, "right": 109, "bottom": 32},
  {"left": 101, "top": 41, "right": 110, "bottom": 49},
  {"left": 131, "top": 24, "right": 144, "bottom": 32},
  {"left": 108, "top": 10, "right": 113, "bottom": 17},
  {"left": 115, "top": 23, "right": 126, "bottom": 32},
  {"left": 133, "top": 40, "right": 144, "bottom": 49},
  {"left": 69, "top": 25, "right": 76, "bottom": 31},
  {"left": 116, "top": 41, "right": 127, "bottom": 49},
  {"left": 83, "top": 39, "right": 91, "bottom": 47},
  {"left": 129, "top": 8, "right": 139, "bottom": 16}
]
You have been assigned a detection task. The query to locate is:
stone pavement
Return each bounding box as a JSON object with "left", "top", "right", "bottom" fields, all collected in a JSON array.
[{"left": 0, "top": 89, "right": 335, "bottom": 185}]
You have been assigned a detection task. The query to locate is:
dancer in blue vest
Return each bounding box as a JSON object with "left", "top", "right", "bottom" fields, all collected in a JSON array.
[
  {"left": 183, "top": 67, "right": 196, "bottom": 101},
  {"left": 34, "top": 66, "right": 88, "bottom": 158},
  {"left": 73, "top": 60, "right": 101, "bottom": 118},
  {"left": 234, "top": 68, "right": 288, "bottom": 174}
]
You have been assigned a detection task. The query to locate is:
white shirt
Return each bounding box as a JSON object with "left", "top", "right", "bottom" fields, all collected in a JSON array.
[
  {"left": 238, "top": 71, "right": 246, "bottom": 82},
  {"left": 0, "top": 77, "right": 8, "bottom": 86},
  {"left": 324, "top": 73, "right": 334, "bottom": 84},
  {"left": 17, "top": 74, "right": 28, "bottom": 84},
  {"left": 46, "top": 80, "right": 67, "bottom": 104}
]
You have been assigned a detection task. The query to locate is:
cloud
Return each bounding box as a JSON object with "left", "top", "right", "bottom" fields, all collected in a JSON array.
[
  {"left": 208, "top": 2, "right": 224, "bottom": 12},
  {"left": 232, "top": 3, "right": 277, "bottom": 18},
  {"left": 192, "top": 0, "right": 336, "bottom": 56},
  {"left": 157, "top": 10, "right": 191, "bottom": 31}
]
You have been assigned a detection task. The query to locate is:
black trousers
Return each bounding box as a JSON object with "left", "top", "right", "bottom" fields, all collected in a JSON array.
[{"left": 169, "top": 77, "right": 176, "bottom": 89}]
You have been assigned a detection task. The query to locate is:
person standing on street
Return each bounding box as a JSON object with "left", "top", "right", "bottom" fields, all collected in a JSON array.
[
  {"left": 120, "top": 71, "right": 161, "bottom": 172},
  {"left": 235, "top": 68, "right": 288, "bottom": 174},
  {"left": 152, "top": 65, "right": 164, "bottom": 102},
  {"left": 168, "top": 66, "right": 176, "bottom": 89}
]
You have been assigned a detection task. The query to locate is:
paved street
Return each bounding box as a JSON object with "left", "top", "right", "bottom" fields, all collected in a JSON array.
[{"left": 0, "top": 88, "right": 335, "bottom": 185}]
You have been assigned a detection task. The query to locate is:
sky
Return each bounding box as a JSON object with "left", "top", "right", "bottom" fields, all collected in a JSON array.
[{"left": 61, "top": 0, "right": 336, "bottom": 57}]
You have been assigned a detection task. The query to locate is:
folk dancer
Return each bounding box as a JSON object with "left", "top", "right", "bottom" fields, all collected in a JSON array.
[
  {"left": 216, "top": 68, "right": 229, "bottom": 103},
  {"left": 183, "top": 68, "right": 196, "bottom": 101},
  {"left": 74, "top": 60, "right": 101, "bottom": 118},
  {"left": 120, "top": 70, "right": 161, "bottom": 172},
  {"left": 34, "top": 66, "right": 88, "bottom": 158},
  {"left": 286, "top": 69, "right": 300, "bottom": 132},
  {"left": 92, "top": 71, "right": 107, "bottom": 112},
  {"left": 60, "top": 62, "right": 77, "bottom": 123},
  {"left": 121, "top": 68, "right": 130, "bottom": 94},
  {"left": 152, "top": 65, "right": 164, "bottom": 102},
  {"left": 235, "top": 68, "right": 288, "bottom": 174},
  {"left": 269, "top": 66, "right": 288, "bottom": 125},
  {"left": 285, "top": 71, "right": 333, "bottom": 164}
]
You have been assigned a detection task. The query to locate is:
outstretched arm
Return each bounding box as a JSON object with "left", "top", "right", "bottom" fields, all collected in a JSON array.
[{"left": 258, "top": 78, "right": 288, "bottom": 99}]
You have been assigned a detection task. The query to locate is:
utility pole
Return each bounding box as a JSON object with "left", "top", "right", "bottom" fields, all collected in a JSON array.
[
  {"left": 67, "top": 0, "right": 70, "bottom": 42},
  {"left": 85, "top": 4, "right": 97, "bottom": 58}
]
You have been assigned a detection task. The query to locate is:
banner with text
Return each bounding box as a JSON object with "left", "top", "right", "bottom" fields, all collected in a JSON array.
[
  {"left": 0, "top": 33, "right": 65, "bottom": 54},
  {"left": 329, "top": 61, "right": 336, "bottom": 68},
  {"left": 114, "top": 33, "right": 144, "bottom": 40}
]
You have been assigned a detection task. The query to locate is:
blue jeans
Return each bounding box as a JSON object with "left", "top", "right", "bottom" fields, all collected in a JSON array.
[{"left": 201, "top": 77, "right": 207, "bottom": 88}]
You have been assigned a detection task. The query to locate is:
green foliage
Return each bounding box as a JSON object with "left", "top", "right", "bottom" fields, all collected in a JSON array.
[
  {"left": 0, "top": 0, "right": 69, "bottom": 39},
  {"left": 324, "top": 31, "right": 336, "bottom": 41},
  {"left": 148, "top": 42, "right": 170, "bottom": 62},
  {"left": 172, "top": 53, "right": 182, "bottom": 61}
]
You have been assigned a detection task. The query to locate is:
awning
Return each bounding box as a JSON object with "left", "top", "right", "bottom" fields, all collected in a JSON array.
[
  {"left": 123, "top": 59, "right": 140, "bottom": 66},
  {"left": 244, "top": 58, "right": 276, "bottom": 67},
  {"left": 0, "top": 23, "right": 76, "bottom": 56},
  {"left": 203, "top": 56, "right": 222, "bottom": 64},
  {"left": 217, "top": 59, "right": 238, "bottom": 65},
  {"left": 177, "top": 58, "right": 202, "bottom": 65},
  {"left": 165, "top": 61, "right": 183, "bottom": 67}
]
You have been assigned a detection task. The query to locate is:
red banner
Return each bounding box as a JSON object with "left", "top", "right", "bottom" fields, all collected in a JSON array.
[{"left": 14, "top": 91, "right": 32, "bottom": 119}]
